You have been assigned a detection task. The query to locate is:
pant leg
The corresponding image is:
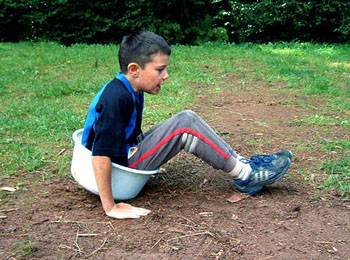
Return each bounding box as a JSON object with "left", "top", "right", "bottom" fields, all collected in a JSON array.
[{"left": 128, "top": 110, "right": 237, "bottom": 172}]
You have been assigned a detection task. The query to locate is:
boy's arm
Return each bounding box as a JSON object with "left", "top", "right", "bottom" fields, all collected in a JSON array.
[
  {"left": 92, "top": 155, "right": 151, "bottom": 219},
  {"left": 92, "top": 156, "right": 114, "bottom": 211}
]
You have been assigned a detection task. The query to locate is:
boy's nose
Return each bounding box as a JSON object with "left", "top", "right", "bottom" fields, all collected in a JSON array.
[{"left": 162, "top": 70, "right": 169, "bottom": 81}]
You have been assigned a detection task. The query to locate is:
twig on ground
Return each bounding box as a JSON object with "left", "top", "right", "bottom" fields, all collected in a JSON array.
[
  {"left": 168, "top": 227, "right": 187, "bottom": 234},
  {"left": 178, "top": 223, "right": 198, "bottom": 232},
  {"left": 107, "top": 221, "right": 115, "bottom": 231},
  {"left": 84, "top": 238, "right": 108, "bottom": 258},
  {"left": 59, "top": 244, "right": 74, "bottom": 250},
  {"left": 51, "top": 220, "right": 86, "bottom": 224},
  {"left": 0, "top": 208, "right": 18, "bottom": 213},
  {"left": 235, "top": 225, "right": 244, "bottom": 233},
  {"left": 202, "top": 239, "right": 213, "bottom": 252},
  {"left": 52, "top": 219, "right": 114, "bottom": 226},
  {"left": 176, "top": 214, "right": 212, "bottom": 234},
  {"left": 150, "top": 234, "right": 167, "bottom": 249},
  {"left": 314, "top": 240, "right": 334, "bottom": 244},
  {"left": 166, "top": 231, "right": 214, "bottom": 242},
  {"left": 74, "top": 229, "right": 82, "bottom": 254},
  {"left": 177, "top": 215, "right": 200, "bottom": 227},
  {"left": 58, "top": 148, "right": 66, "bottom": 155},
  {"left": 33, "top": 218, "right": 50, "bottom": 225},
  {"left": 52, "top": 219, "right": 115, "bottom": 232},
  {"left": 77, "top": 233, "right": 99, "bottom": 237},
  {"left": 227, "top": 111, "right": 244, "bottom": 116}
]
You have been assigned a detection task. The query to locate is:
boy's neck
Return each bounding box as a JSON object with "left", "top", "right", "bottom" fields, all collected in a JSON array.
[{"left": 124, "top": 74, "right": 142, "bottom": 93}]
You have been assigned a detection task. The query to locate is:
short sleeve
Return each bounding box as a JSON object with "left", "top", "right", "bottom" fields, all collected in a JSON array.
[{"left": 91, "top": 85, "right": 133, "bottom": 166}]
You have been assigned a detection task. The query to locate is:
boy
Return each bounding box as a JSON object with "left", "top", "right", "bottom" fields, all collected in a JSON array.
[{"left": 82, "top": 31, "right": 292, "bottom": 219}]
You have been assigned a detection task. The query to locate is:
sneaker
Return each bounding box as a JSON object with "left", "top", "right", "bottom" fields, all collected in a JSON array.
[
  {"left": 250, "top": 150, "right": 293, "bottom": 161},
  {"left": 232, "top": 150, "right": 292, "bottom": 195}
]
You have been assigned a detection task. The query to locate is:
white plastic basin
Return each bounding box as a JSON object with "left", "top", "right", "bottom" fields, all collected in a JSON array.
[{"left": 71, "top": 129, "right": 159, "bottom": 200}]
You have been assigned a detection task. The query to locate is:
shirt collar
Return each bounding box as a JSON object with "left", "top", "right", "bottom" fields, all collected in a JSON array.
[{"left": 116, "top": 72, "right": 143, "bottom": 96}]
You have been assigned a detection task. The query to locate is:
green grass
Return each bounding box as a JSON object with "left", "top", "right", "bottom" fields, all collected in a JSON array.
[
  {"left": 321, "top": 156, "right": 350, "bottom": 196},
  {"left": 0, "top": 41, "right": 349, "bottom": 195},
  {"left": 14, "top": 239, "right": 33, "bottom": 257},
  {"left": 320, "top": 140, "right": 350, "bottom": 151},
  {"left": 320, "top": 140, "right": 350, "bottom": 196},
  {"left": 298, "top": 114, "right": 350, "bottom": 127}
]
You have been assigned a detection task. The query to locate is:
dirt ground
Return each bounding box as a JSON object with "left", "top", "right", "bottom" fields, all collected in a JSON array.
[{"left": 1, "top": 80, "right": 349, "bottom": 259}]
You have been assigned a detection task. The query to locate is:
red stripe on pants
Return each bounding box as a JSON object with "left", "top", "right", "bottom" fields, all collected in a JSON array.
[{"left": 129, "top": 127, "right": 230, "bottom": 169}]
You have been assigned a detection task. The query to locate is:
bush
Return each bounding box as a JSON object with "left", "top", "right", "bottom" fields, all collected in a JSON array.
[
  {"left": 1, "top": 0, "right": 349, "bottom": 44},
  {"left": 214, "top": 0, "right": 350, "bottom": 43},
  {"left": 0, "top": 0, "right": 218, "bottom": 45}
]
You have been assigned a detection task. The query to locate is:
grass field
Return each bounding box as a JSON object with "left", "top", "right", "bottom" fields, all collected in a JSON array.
[{"left": 0, "top": 41, "right": 349, "bottom": 195}]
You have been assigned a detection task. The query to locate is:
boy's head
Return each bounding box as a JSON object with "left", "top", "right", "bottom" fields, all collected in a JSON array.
[
  {"left": 118, "top": 31, "right": 171, "bottom": 74},
  {"left": 119, "top": 31, "right": 171, "bottom": 94}
]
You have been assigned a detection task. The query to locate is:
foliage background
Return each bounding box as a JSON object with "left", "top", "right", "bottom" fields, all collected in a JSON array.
[{"left": 1, "top": 0, "right": 349, "bottom": 44}]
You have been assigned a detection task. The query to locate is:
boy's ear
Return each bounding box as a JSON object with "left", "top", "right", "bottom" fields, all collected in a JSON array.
[{"left": 127, "top": 63, "right": 140, "bottom": 78}]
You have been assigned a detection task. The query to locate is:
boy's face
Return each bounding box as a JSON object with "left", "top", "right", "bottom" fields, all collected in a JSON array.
[{"left": 132, "top": 53, "right": 170, "bottom": 94}]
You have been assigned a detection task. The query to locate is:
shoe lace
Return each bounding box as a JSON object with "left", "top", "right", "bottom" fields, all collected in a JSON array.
[
  {"left": 251, "top": 154, "right": 274, "bottom": 163},
  {"left": 239, "top": 154, "right": 275, "bottom": 169}
]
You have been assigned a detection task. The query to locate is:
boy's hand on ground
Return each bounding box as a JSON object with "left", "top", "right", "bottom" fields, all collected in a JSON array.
[{"left": 105, "top": 203, "right": 151, "bottom": 219}]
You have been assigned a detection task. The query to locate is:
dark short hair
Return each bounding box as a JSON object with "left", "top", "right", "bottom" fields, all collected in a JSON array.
[{"left": 118, "top": 31, "right": 171, "bottom": 73}]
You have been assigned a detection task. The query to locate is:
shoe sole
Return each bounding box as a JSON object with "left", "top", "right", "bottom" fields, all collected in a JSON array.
[{"left": 233, "top": 157, "right": 292, "bottom": 195}]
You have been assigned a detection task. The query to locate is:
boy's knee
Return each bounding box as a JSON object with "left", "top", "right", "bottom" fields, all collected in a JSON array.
[{"left": 176, "top": 110, "right": 199, "bottom": 123}]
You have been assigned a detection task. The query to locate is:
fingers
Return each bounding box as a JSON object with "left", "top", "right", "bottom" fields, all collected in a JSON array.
[
  {"left": 133, "top": 207, "right": 151, "bottom": 216},
  {"left": 105, "top": 203, "right": 151, "bottom": 219},
  {"left": 106, "top": 210, "right": 141, "bottom": 219}
]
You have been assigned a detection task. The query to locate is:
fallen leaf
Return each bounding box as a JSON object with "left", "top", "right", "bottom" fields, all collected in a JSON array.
[
  {"left": 0, "top": 187, "right": 16, "bottom": 192},
  {"left": 226, "top": 193, "right": 249, "bottom": 203}
]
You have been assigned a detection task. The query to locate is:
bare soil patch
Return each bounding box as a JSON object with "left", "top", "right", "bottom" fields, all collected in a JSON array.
[{"left": 1, "top": 79, "right": 349, "bottom": 259}]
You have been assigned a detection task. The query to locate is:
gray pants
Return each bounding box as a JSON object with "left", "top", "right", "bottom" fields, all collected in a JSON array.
[{"left": 128, "top": 110, "right": 237, "bottom": 172}]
